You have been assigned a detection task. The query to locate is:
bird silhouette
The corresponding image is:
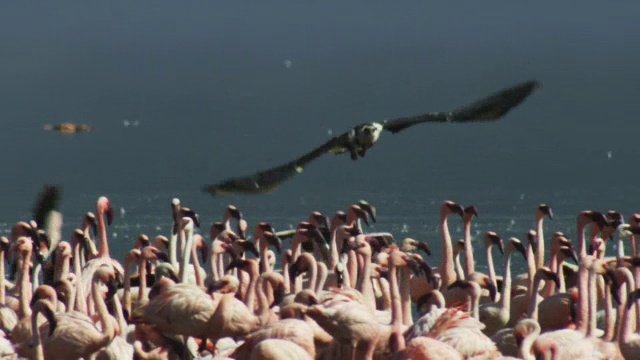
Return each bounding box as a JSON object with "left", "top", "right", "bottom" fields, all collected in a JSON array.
[{"left": 203, "top": 80, "right": 540, "bottom": 196}]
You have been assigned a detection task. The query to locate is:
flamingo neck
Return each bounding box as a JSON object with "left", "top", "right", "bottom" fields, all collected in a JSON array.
[
  {"left": 110, "top": 293, "right": 128, "bottom": 340},
  {"left": 138, "top": 257, "right": 147, "bottom": 302},
  {"left": 256, "top": 277, "right": 269, "bottom": 321},
  {"left": 400, "top": 267, "right": 413, "bottom": 326},
  {"left": 30, "top": 302, "right": 46, "bottom": 360},
  {"left": 91, "top": 277, "right": 116, "bottom": 351},
  {"left": 454, "top": 252, "right": 465, "bottom": 280},
  {"left": 577, "top": 221, "right": 587, "bottom": 261},
  {"left": 586, "top": 267, "right": 598, "bottom": 338},
  {"left": 307, "top": 258, "right": 318, "bottom": 294},
  {"left": 439, "top": 215, "right": 455, "bottom": 287},
  {"left": 526, "top": 243, "right": 536, "bottom": 293},
  {"left": 123, "top": 259, "right": 133, "bottom": 320},
  {"left": 500, "top": 251, "right": 513, "bottom": 312},
  {"left": 72, "top": 241, "right": 87, "bottom": 315},
  {"left": 617, "top": 235, "right": 626, "bottom": 268},
  {"left": 191, "top": 244, "right": 203, "bottom": 287},
  {"left": 463, "top": 220, "right": 475, "bottom": 277},
  {"left": 245, "top": 267, "right": 258, "bottom": 311},
  {"left": 527, "top": 273, "right": 545, "bottom": 321},
  {"left": 179, "top": 227, "right": 194, "bottom": 283},
  {"left": 486, "top": 244, "right": 497, "bottom": 287},
  {"left": 54, "top": 255, "right": 70, "bottom": 282},
  {"left": 602, "top": 278, "right": 614, "bottom": 342},
  {"left": 210, "top": 247, "right": 219, "bottom": 281},
  {"left": 535, "top": 217, "right": 545, "bottom": 270},
  {"left": 348, "top": 250, "right": 358, "bottom": 289},
  {"left": 357, "top": 253, "right": 375, "bottom": 312},
  {"left": 618, "top": 268, "right": 635, "bottom": 343},
  {"left": 329, "top": 226, "right": 340, "bottom": 270},
  {"left": 20, "top": 251, "right": 32, "bottom": 318},
  {"left": 542, "top": 250, "right": 559, "bottom": 297},
  {"left": 316, "top": 262, "right": 328, "bottom": 294},
  {"left": 282, "top": 255, "right": 291, "bottom": 294},
  {"left": 97, "top": 209, "right": 109, "bottom": 258},
  {"left": 519, "top": 324, "right": 540, "bottom": 360},
  {"left": 168, "top": 231, "right": 178, "bottom": 267},
  {"left": 576, "top": 263, "right": 589, "bottom": 333},
  {"left": 557, "top": 258, "right": 566, "bottom": 293},
  {"left": 388, "top": 261, "right": 405, "bottom": 351}
]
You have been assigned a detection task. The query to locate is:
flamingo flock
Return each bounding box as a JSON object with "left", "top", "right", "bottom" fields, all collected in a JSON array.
[{"left": 0, "top": 195, "right": 639, "bottom": 359}]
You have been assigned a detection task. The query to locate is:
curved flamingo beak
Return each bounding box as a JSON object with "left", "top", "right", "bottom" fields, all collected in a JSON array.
[
  {"left": 513, "top": 241, "right": 527, "bottom": 261},
  {"left": 358, "top": 201, "right": 377, "bottom": 223},
  {"left": 105, "top": 206, "right": 114, "bottom": 226},
  {"left": 560, "top": 246, "right": 579, "bottom": 264}
]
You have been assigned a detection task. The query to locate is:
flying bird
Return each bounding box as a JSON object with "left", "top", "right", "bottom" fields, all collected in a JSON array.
[
  {"left": 43, "top": 122, "right": 93, "bottom": 134},
  {"left": 203, "top": 80, "right": 540, "bottom": 196}
]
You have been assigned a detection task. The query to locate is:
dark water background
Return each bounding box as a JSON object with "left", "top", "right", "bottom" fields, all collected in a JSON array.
[{"left": 1, "top": 2, "right": 640, "bottom": 274}]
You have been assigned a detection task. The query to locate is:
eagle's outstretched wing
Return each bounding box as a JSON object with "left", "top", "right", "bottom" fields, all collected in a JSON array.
[
  {"left": 203, "top": 132, "right": 352, "bottom": 195},
  {"left": 382, "top": 80, "right": 540, "bottom": 134}
]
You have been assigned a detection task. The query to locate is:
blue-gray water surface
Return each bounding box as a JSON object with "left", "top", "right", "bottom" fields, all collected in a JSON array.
[{"left": 1, "top": 2, "right": 640, "bottom": 275}]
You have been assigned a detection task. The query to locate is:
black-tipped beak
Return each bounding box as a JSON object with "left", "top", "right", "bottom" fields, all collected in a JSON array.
[
  {"left": 359, "top": 201, "right": 377, "bottom": 223},
  {"left": 588, "top": 242, "right": 600, "bottom": 256},
  {"left": 464, "top": 205, "right": 479, "bottom": 218},
  {"left": 288, "top": 263, "right": 301, "bottom": 281},
  {"left": 417, "top": 241, "right": 432, "bottom": 256},
  {"left": 560, "top": 246, "right": 579, "bottom": 264},
  {"left": 629, "top": 225, "right": 640, "bottom": 235},
  {"left": 106, "top": 207, "right": 114, "bottom": 226},
  {"left": 355, "top": 207, "right": 370, "bottom": 227},
  {"left": 496, "top": 239, "right": 505, "bottom": 255},
  {"left": 513, "top": 241, "right": 527, "bottom": 261}
]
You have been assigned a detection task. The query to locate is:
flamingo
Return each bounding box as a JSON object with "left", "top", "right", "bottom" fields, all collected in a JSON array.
[
  {"left": 0, "top": 236, "right": 17, "bottom": 337},
  {"left": 81, "top": 196, "right": 124, "bottom": 315},
  {"left": 534, "top": 204, "right": 554, "bottom": 270},
  {"left": 22, "top": 267, "right": 119, "bottom": 360},
  {"left": 478, "top": 237, "right": 526, "bottom": 336},
  {"left": 461, "top": 205, "right": 478, "bottom": 278}
]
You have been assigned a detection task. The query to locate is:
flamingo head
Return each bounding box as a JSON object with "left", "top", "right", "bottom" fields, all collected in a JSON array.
[
  {"left": 536, "top": 267, "right": 560, "bottom": 290},
  {"left": 309, "top": 211, "right": 331, "bottom": 230},
  {"left": 85, "top": 212, "right": 98, "bottom": 237},
  {"left": 485, "top": 232, "right": 504, "bottom": 255},
  {"left": 401, "top": 238, "right": 431, "bottom": 256},
  {"left": 97, "top": 197, "right": 114, "bottom": 226},
  {"left": 348, "top": 205, "right": 369, "bottom": 226},
  {"left": 442, "top": 201, "right": 464, "bottom": 218},
  {"left": 559, "top": 245, "right": 579, "bottom": 264},
  {"left": 508, "top": 238, "right": 527, "bottom": 261},
  {"left": 289, "top": 254, "right": 309, "bottom": 281},
  {"left": 358, "top": 200, "right": 377, "bottom": 223},
  {"left": 225, "top": 205, "right": 243, "bottom": 221},
  {"left": 56, "top": 241, "right": 72, "bottom": 258},
  {"left": 537, "top": 204, "right": 553, "bottom": 220},
  {"left": 463, "top": 205, "right": 478, "bottom": 222},
  {"left": 263, "top": 231, "right": 282, "bottom": 254},
  {"left": 180, "top": 207, "right": 200, "bottom": 229},
  {"left": 141, "top": 246, "right": 169, "bottom": 263}
]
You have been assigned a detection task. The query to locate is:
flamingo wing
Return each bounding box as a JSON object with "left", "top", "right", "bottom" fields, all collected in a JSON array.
[{"left": 382, "top": 80, "right": 540, "bottom": 134}]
